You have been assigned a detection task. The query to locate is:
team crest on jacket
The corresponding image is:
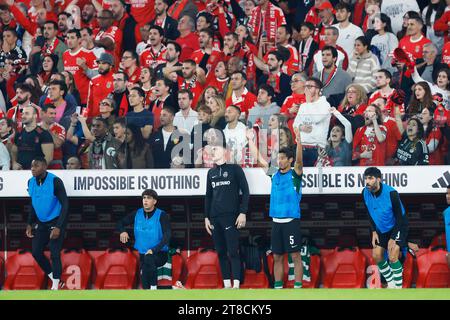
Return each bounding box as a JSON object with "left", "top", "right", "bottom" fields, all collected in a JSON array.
[
  {"left": 223, "top": 171, "right": 228, "bottom": 178},
  {"left": 106, "top": 82, "right": 112, "bottom": 89}
]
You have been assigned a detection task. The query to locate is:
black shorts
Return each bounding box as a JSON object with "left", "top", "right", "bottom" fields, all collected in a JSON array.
[
  {"left": 271, "top": 219, "right": 302, "bottom": 255},
  {"left": 377, "top": 223, "right": 409, "bottom": 249}
]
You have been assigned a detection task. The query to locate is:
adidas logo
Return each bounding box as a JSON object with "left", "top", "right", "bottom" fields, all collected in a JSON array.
[{"left": 432, "top": 171, "right": 450, "bottom": 188}]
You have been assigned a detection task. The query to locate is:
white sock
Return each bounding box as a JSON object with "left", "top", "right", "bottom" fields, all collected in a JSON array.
[
  {"left": 48, "top": 272, "right": 54, "bottom": 280},
  {"left": 233, "top": 279, "right": 240, "bottom": 289},
  {"left": 51, "top": 279, "right": 60, "bottom": 290},
  {"left": 150, "top": 285, "right": 157, "bottom": 290},
  {"left": 223, "top": 279, "right": 231, "bottom": 288}
]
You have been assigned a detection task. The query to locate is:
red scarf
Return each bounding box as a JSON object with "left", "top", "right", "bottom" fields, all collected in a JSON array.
[
  {"left": 320, "top": 66, "right": 337, "bottom": 89},
  {"left": 267, "top": 73, "right": 281, "bottom": 93},
  {"left": 249, "top": 3, "right": 277, "bottom": 46},
  {"left": 168, "top": 0, "right": 189, "bottom": 20},
  {"left": 42, "top": 37, "right": 60, "bottom": 55}
]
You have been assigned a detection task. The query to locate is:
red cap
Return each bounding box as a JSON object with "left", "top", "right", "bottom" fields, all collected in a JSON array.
[{"left": 317, "top": 1, "right": 335, "bottom": 13}]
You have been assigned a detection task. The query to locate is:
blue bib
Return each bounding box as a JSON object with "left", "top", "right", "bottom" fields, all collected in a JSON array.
[
  {"left": 269, "top": 169, "right": 302, "bottom": 219},
  {"left": 28, "top": 173, "right": 62, "bottom": 223},
  {"left": 134, "top": 208, "right": 168, "bottom": 254}
]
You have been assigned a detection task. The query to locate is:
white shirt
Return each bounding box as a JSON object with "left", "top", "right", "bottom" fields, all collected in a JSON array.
[
  {"left": 333, "top": 23, "right": 364, "bottom": 58},
  {"left": 223, "top": 121, "right": 247, "bottom": 164},
  {"left": 381, "top": 0, "right": 420, "bottom": 35},
  {"left": 173, "top": 109, "right": 198, "bottom": 135},
  {"left": 293, "top": 96, "right": 331, "bottom": 148},
  {"left": 162, "top": 128, "right": 173, "bottom": 151}
]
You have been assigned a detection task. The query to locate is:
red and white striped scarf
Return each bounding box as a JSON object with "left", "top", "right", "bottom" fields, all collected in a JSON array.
[{"left": 249, "top": 3, "right": 278, "bottom": 46}]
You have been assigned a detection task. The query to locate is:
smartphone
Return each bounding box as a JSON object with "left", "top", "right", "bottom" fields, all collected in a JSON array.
[{"left": 75, "top": 106, "right": 82, "bottom": 115}]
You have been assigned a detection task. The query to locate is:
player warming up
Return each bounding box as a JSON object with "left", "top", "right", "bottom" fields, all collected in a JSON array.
[{"left": 362, "top": 167, "right": 409, "bottom": 289}]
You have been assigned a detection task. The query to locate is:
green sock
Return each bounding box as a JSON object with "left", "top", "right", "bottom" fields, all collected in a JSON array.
[
  {"left": 377, "top": 260, "right": 394, "bottom": 284},
  {"left": 274, "top": 281, "right": 283, "bottom": 289},
  {"left": 390, "top": 260, "right": 403, "bottom": 288},
  {"left": 294, "top": 281, "right": 302, "bottom": 288}
]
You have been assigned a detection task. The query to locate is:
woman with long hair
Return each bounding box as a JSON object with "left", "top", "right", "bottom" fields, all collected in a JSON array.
[
  {"left": 420, "top": 106, "right": 444, "bottom": 165},
  {"left": 61, "top": 70, "right": 81, "bottom": 106},
  {"left": 119, "top": 123, "right": 154, "bottom": 169},
  {"left": 394, "top": 106, "right": 429, "bottom": 165},
  {"left": 206, "top": 95, "right": 226, "bottom": 130},
  {"left": 370, "top": 13, "right": 398, "bottom": 73},
  {"left": 422, "top": 0, "right": 446, "bottom": 52},
  {"left": 412, "top": 67, "right": 450, "bottom": 109},
  {"left": 408, "top": 82, "right": 435, "bottom": 116},
  {"left": 348, "top": 36, "right": 380, "bottom": 94},
  {"left": 23, "top": 75, "right": 43, "bottom": 105},
  {"left": 139, "top": 66, "right": 155, "bottom": 107},
  {"left": 38, "top": 54, "right": 59, "bottom": 92},
  {"left": 338, "top": 84, "right": 368, "bottom": 133}
]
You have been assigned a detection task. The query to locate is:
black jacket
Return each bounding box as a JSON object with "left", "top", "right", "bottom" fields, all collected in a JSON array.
[
  {"left": 258, "top": 72, "right": 292, "bottom": 107},
  {"left": 150, "top": 16, "right": 180, "bottom": 41},
  {"left": 205, "top": 163, "right": 250, "bottom": 219},
  {"left": 148, "top": 127, "right": 185, "bottom": 168}
]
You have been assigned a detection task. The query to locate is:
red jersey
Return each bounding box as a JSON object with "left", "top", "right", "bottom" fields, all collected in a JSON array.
[
  {"left": 264, "top": 44, "right": 300, "bottom": 76},
  {"left": 398, "top": 35, "right": 432, "bottom": 60},
  {"left": 41, "top": 122, "right": 66, "bottom": 164},
  {"left": 93, "top": 26, "right": 123, "bottom": 63},
  {"left": 280, "top": 93, "right": 306, "bottom": 136},
  {"left": 225, "top": 88, "right": 257, "bottom": 116},
  {"left": 177, "top": 77, "right": 204, "bottom": 109},
  {"left": 305, "top": 7, "right": 321, "bottom": 25},
  {"left": 208, "top": 77, "right": 229, "bottom": 95},
  {"left": 442, "top": 42, "right": 450, "bottom": 67},
  {"left": 126, "top": 67, "right": 141, "bottom": 84},
  {"left": 127, "top": 0, "right": 155, "bottom": 26},
  {"left": 140, "top": 45, "right": 167, "bottom": 69},
  {"left": 190, "top": 48, "right": 224, "bottom": 77},
  {"left": 353, "top": 125, "right": 387, "bottom": 166},
  {"left": 63, "top": 48, "right": 98, "bottom": 105},
  {"left": 176, "top": 32, "right": 200, "bottom": 62},
  {"left": 433, "top": 10, "right": 450, "bottom": 43},
  {"left": 383, "top": 117, "right": 402, "bottom": 160},
  {"left": 85, "top": 72, "right": 114, "bottom": 118}
]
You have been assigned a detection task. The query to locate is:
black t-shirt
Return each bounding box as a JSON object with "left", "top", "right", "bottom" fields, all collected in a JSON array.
[
  {"left": 14, "top": 126, "right": 53, "bottom": 169},
  {"left": 395, "top": 137, "right": 429, "bottom": 166}
]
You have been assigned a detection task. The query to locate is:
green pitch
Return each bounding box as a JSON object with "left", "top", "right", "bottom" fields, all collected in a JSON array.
[{"left": 0, "top": 289, "right": 449, "bottom": 300}]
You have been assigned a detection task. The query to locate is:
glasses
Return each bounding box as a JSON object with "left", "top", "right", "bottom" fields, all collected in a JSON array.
[
  {"left": 290, "top": 79, "right": 302, "bottom": 84},
  {"left": 100, "top": 101, "right": 111, "bottom": 106}
]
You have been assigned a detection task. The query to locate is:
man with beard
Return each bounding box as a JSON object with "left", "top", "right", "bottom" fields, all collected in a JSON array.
[
  {"left": 157, "top": 41, "right": 182, "bottom": 81},
  {"left": 120, "top": 50, "right": 140, "bottom": 84},
  {"left": 7, "top": 84, "right": 41, "bottom": 130},
  {"left": 42, "top": 21, "right": 67, "bottom": 72},
  {"left": 63, "top": 28, "right": 98, "bottom": 107},
  {"left": 262, "top": 25, "right": 300, "bottom": 76},
  {"left": 362, "top": 166, "right": 409, "bottom": 289},
  {"left": 84, "top": 53, "right": 115, "bottom": 118},
  {"left": 45, "top": 80, "right": 76, "bottom": 130},
  {"left": 352, "top": 104, "right": 387, "bottom": 166},
  {"left": 398, "top": 16, "right": 431, "bottom": 61},
  {"left": 39, "top": 104, "right": 66, "bottom": 169},
  {"left": 93, "top": 9, "right": 123, "bottom": 64},
  {"left": 150, "top": 0, "right": 180, "bottom": 41},
  {"left": 57, "top": 12, "right": 71, "bottom": 41},
  {"left": 311, "top": 26, "right": 349, "bottom": 74},
  {"left": 256, "top": 51, "right": 292, "bottom": 107},
  {"left": 368, "top": 69, "right": 405, "bottom": 117},
  {"left": 190, "top": 28, "right": 223, "bottom": 77},
  {"left": 177, "top": 59, "right": 204, "bottom": 108},
  {"left": 80, "top": 27, "right": 105, "bottom": 58},
  {"left": 88, "top": 117, "right": 121, "bottom": 169},
  {"left": 225, "top": 71, "right": 257, "bottom": 116},
  {"left": 140, "top": 25, "right": 167, "bottom": 70},
  {"left": 11, "top": 105, "right": 53, "bottom": 170},
  {"left": 333, "top": 2, "right": 363, "bottom": 58},
  {"left": 80, "top": 3, "right": 98, "bottom": 30},
  {"left": 111, "top": 71, "right": 131, "bottom": 117},
  {"left": 312, "top": 46, "right": 351, "bottom": 105},
  {"left": 110, "top": 0, "right": 138, "bottom": 54}
]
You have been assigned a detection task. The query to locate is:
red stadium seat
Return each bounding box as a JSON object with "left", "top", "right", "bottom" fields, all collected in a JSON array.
[
  {"left": 185, "top": 249, "right": 223, "bottom": 289},
  {"left": 267, "top": 253, "right": 320, "bottom": 288},
  {"left": 240, "top": 255, "right": 273, "bottom": 289},
  {"left": 416, "top": 248, "right": 450, "bottom": 288},
  {"left": 93, "top": 248, "right": 138, "bottom": 289},
  {"left": 158, "top": 253, "right": 183, "bottom": 287},
  {"left": 60, "top": 249, "right": 93, "bottom": 290},
  {"left": 322, "top": 247, "right": 367, "bottom": 288},
  {"left": 4, "top": 250, "right": 45, "bottom": 290},
  {"left": 429, "top": 234, "right": 446, "bottom": 248}
]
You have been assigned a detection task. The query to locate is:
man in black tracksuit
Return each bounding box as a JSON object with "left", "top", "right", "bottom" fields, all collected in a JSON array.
[{"left": 204, "top": 139, "right": 249, "bottom": 289}]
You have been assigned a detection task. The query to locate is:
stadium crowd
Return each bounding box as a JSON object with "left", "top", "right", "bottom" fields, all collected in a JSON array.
[{"left": 0, "top": 0, "right": 449, "bottom": 170}]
